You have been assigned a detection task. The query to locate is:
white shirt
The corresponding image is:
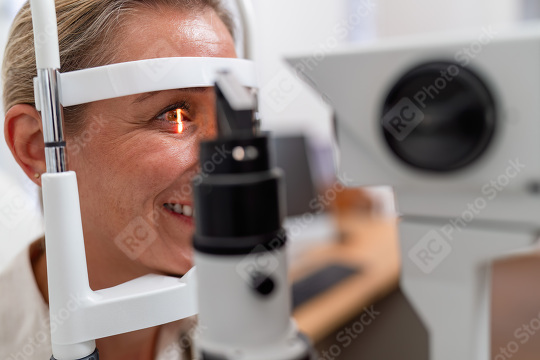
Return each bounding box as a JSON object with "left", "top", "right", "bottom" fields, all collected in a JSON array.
[{"left": 0, "top": 246, "right": 193, "bottom": 360}]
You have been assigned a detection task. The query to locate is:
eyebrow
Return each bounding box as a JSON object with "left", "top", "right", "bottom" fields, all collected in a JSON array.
[{"left": 133, "top": 87, "right": 211, "bottom": 104}]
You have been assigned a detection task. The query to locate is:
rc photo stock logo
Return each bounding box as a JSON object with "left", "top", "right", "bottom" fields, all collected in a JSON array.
[
  {"left": 114, "top": 216, "right": 158, "bottom": 260},
  {"left": 382, "top": 97, "right": 425, "bottom": 141},
  {"left": 235, "top": 232, "right": 285, "bottom": 284},
  {"left": 408, "top": 157, "right": 526, "bottom": 274},
  {"left": 381, "top": 63, "right": 461, "bottom": 142},
  {"left": 235, "top": 247, "right": 280, "bottom": 285},
  {"left": 261, "top": 68, "right": 303, "bottom": 113},
  {"left": 408, "top": 229, "right": 452, "bottom": 274},
  {"left": 136, "top": 37, "right": 178, "bottom": 83},
  {"left": 0, "top": 184, "right": 39, "bottom": 231}
]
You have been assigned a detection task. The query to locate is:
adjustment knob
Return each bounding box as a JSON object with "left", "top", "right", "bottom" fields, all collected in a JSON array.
[{"left": 251, "top": 272, "right": 275, "bottom": 296}]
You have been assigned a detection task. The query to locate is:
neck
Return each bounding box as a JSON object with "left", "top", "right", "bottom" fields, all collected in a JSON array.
[{"left": 84, "top": 231, "right": 153, "bottom": 291}]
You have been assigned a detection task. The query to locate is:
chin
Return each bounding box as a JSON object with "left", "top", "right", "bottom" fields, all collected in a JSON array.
[{"left": 157, "top": 247, "right": 194, "bottom": 276}]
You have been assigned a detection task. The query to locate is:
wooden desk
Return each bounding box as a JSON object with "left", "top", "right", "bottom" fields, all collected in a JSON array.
[
  {"left": 290, "top": 214, "right": 540, "bottom": 360},
  {"left": 291, "top": 215, "right": 400, "bottom": 343}
]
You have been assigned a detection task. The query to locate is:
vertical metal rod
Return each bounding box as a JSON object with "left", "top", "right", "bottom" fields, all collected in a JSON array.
[{"left": 37, "top": 68, "right": 67, "bottom": 173}]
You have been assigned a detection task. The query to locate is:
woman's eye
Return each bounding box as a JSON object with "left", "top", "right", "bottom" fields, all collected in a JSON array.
[{"left": 156, "top": 108, "right": 186, "bottom": 134}]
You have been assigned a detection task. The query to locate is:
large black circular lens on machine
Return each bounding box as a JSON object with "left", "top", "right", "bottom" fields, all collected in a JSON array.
[{"left": 381, "top": 61, "right": 496, "bottom": 172}]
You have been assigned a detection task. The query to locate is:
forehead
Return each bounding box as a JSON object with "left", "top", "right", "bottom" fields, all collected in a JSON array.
[{"left": 111, "top": 5, "right": 237, "bottom": 62}]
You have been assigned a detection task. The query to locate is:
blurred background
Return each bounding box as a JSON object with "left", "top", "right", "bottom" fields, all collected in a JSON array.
[{"left": 0, "top": 0, "right": 42, "bottom": 270}]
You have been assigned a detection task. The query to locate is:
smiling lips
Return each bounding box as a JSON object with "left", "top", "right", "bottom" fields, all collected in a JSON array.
[{"left": 164, "top": 203, "right": 194, "bottom": 217}]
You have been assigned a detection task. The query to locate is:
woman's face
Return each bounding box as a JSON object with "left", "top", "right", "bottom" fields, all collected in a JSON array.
[{"left": 68, "top": 6, "right": 236, "bottom": 284}]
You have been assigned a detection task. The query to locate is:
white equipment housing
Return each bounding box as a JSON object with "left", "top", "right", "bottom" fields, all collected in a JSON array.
[
  {"left": 195, "top": 250, "right": 308, "bottom": 359},
  {"left": 287, "top": 23, "right": 540, "bottom": 360}
]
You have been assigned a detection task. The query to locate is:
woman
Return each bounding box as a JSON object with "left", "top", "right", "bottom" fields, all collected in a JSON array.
[{"left": 1, "top": 0, "right": 238, "bottom": 358}]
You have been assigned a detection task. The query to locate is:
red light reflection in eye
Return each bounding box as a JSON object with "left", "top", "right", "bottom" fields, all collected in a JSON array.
[{"left": 176, "top": 109, "right": 184, "bottom": 134}]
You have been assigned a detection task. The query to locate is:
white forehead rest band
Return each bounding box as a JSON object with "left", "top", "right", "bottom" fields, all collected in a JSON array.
[{"left": 34, "top": 57, "right": 257, "bottom": 110}]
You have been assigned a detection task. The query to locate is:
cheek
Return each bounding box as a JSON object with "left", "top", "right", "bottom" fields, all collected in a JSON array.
[
  {"left": 130, "top": 142, "right": 200, "bottom": 192},
  {"left": 72, "top": 131, "right": 200, "bottom": 198}
]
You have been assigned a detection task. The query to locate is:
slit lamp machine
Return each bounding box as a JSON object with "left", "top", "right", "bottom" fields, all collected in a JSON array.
[
  {"left": 30, "top": 0, "right": 313, "bottom": 359},
  {"left": 30, "top": 0, "right": 540, "bottom": 359}
]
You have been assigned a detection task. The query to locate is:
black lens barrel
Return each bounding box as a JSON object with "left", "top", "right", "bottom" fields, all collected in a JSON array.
[{"left": 193, "top": 135, "right": 286, "bottom": 255}]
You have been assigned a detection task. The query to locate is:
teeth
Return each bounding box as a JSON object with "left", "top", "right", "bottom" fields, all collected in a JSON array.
[
  {"left": 183, "top": 205, "right": 193, "bottom": 217},
  {"left": 173, "top": 203, "right": 183, "bottom": 214},
  {"left": 164, "top": 203, "right": 194, "bottom": 218}
]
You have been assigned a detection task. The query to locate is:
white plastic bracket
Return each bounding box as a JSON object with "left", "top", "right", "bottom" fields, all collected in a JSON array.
[{"left": 42, "top": 171, "right": 198, "bottom": 360}]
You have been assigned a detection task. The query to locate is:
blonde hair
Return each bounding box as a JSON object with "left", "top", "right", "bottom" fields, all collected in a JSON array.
[{"left": 2, "top": 0, "right": 235, "bottom": 135}]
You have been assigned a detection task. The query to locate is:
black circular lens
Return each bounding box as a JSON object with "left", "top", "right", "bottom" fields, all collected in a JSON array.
[{"left": 381, "top": 62, "right": 496, "bottom": 172}]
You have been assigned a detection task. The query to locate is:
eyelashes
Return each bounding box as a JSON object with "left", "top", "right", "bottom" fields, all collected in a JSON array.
[
  {"left": 153, "top": 101, "right": 191, "bottom": 134},
  {"left": 154, "top": 101, "right": 190, "bottom": 121}
]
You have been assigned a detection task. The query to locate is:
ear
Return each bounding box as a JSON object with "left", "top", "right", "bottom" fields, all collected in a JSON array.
[{"left": 4, "top": 104, "right": 46, "bottom": 186}]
